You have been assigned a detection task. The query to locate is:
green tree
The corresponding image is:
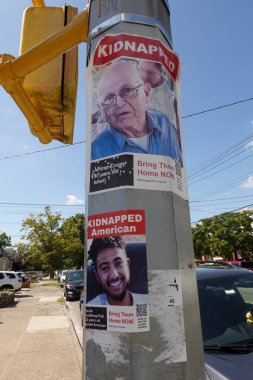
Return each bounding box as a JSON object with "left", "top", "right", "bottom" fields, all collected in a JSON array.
[
  {"left": 192, "top": 210, "right": 253, "bottom": 260},
  {"left": 0, "top": 231, "right": 11, "bottom": 256},
  {"left": 60, "top": 213, "right": 85, "bottom": 269},
  {"left": 17, "top": 207, "right": 64, "bottom": 278}
]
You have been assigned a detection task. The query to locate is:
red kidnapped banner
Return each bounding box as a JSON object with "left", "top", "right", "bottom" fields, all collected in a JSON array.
[
  {"left": 93, "top": 33, "right": 180, "bottom": 81},
  {"left": 88, "top": 210, "right": 146, "bottom": 239}
]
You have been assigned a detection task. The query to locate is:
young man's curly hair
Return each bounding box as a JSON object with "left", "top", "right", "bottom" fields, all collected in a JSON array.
[{"left": 88, "top": 236, "right": 126, "bottom": 268}]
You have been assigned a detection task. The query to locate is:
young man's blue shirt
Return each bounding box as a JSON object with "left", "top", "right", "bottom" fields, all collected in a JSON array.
[
  {"left": 91, "top": 110, "right": 183, "bottom": 166},
  {"left": 87, "top": 292, "right": 148, "bottom": 306}
]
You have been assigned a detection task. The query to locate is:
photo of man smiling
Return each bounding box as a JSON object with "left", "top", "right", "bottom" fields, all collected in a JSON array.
[{"left": 87, "top": 236, "right": 148, "bottom": 306}]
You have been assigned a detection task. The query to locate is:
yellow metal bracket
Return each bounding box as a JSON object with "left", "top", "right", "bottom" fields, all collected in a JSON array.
[
  {"left": 0, "top": 54, "right": 52, "bottom": 143},
  {"left": 0, "top": 5, "right": 89, "bottom": 144},
  {"left": 32, "top": 0, "right": 46, "bottom": 6}
]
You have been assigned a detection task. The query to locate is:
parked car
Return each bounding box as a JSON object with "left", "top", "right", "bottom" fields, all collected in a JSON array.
[
  {"left": 60, "top": 270, "right": 69, "bottom": 286},
  {"left": 0, "top": 271, "right": 22, "bottom": 291},
  {"left": 197, "top": 267, "right": 253, "bottom": 379},
  {"left": 195, "top": 260, "right": 236, "bottom": 268},
  {"left": 54, "top": 270, "right": 59, "bottom": 280},
  {"left": 63, "top": 269, "right": 84, "bottom": 301},
  {"left": 57, "top": 270, "right": 63, "bottom": 282},
  {"left": 229, "top": 261, "right": 253, "bottom": 271},
  {"left": 15, "top": 272, "right": 29, "bottom": 282}
]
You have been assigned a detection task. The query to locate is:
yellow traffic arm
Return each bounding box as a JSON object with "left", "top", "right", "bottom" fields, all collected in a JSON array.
[
  {"left": 0, "top": 5, "right": 89, "bottom": 143},
  {"left": 0, "top": 54, "right": 52, "bottom": 143},
  {"left": 32, "top": 0, "right": 45, "bottom": 6}
]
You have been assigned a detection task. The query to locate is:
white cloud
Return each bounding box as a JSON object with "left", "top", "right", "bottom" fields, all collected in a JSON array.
[
  {"left": 250, "top": 120, "right": 253, "bottom": 126},
  {"left": 241, "top": 175, "right": 253, "bottom": 188},
  {"left": 245, "top": 140, "right": 253, "bottom": 150},
  {"left": 66, "top": 195, "right": 84, "bottom": 205},
  {"left": 242, "top": 206, "right": 253, "bottom": 212},
  {"left": 22, "top": 144, "right": 30, "bottom": 151}
]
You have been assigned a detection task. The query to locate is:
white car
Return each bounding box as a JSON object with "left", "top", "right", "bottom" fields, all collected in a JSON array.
[
  {"left": 0, "top": 271, "right": 22, "bottom": 291},
  {"left": 60, "top": 270, "right": 69, "bottom": 286},
  {"left": 15, "top": 271, "right": 29, "bottom": 281}
]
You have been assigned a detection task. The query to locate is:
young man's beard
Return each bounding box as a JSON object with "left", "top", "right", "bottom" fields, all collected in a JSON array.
[{"left": 106, "top": 281, "right": 130, "bottom": 302}]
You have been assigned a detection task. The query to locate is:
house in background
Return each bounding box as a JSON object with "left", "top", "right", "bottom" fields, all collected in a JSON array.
[{"left": 0, "top": 247, "right": 18, "bottom": 270}]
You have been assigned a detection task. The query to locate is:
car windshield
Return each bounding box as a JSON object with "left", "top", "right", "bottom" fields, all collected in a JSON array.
[
  {"left": 230, "top": 262, "right": 241, "bottom": 267},
  {"left": 241, "top": 262, "right": 253, "bottom": 269},
  {"left": 67, "top": 271, "right": 84, "bottom": 281},
  {"left": 198, "top": 271, "right": 253, "bottom": 347}
]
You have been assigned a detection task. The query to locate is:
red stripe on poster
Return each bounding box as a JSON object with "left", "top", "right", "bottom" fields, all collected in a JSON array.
[
  {"left": 88, "top": 210, "right": 146, "bottom": 239},
  {"left": 93, "top": 34, "right": 179, "bottom": 81}
]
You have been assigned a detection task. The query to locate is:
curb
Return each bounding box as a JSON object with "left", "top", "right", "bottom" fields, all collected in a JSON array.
[{"left": 63, "top": 301, "right": 83, "bottom": 370}]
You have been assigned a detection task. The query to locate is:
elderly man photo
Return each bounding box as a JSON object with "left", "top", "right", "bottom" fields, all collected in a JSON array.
[
  {"left": 91, "top": 60, "right": 183, "bottom": 165},
  {"left": 87, "top": 236, "right": 148, "bottom": 306}
]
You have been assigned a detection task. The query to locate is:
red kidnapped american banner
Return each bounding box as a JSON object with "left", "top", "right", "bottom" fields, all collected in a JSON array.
[
  {"left": 87, "top": 210, "right": 146, "bottom": 239},
  {"left": 93, "top": 33, "right": 180, "bottom": 81}
]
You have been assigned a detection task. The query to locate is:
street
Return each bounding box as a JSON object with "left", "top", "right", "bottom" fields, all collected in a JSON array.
[{"left": 0, "top": 283, "right": 82, "bottom": 380}]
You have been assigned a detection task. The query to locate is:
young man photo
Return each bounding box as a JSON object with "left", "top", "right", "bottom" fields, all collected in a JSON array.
[{"left": 87, "top": 236, "right": 148, "bottom": 306}]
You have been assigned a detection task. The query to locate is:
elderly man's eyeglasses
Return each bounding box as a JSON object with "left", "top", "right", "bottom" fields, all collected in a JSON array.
[{"left": 101, "top": 84, "right": 143, "bottom": 107}]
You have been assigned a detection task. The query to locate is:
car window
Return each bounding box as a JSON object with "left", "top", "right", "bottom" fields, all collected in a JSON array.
[
  {"left": 67, "top": 271, "right": 84, "bottom": 281},
  {"left": 198, "top": 272, "right": 253, "bottom": 346},
  {"left": 241, "top": 262, "right": 253, "bottom": 269},
  {"left": 0, "top": 273, "right": 4, "bottom": 279},
  {"left": 5, "top": 273, "right": 16, "bottom": 279}
]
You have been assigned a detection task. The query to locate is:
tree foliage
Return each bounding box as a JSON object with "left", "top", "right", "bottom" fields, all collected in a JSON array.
[
  {"left": 0, "top": 231, "right": 11, "bottom": 255},
  {"left": 60, "top": 213, "right": 85, "bottom": 269},
  {"left": 192, "top": 210, "right": 253, "bottom": 259},
  {"left": 17, "top": 207, "right": 85, "bottom": 277}
]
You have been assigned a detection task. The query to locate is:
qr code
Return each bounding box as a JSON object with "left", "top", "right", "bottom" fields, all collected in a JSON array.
[
  {"left": 175, "top": 161, "right": 182, "bottom": 178},
  {"left": 136, "top": 304, "right": 148, "bottom": 317}
]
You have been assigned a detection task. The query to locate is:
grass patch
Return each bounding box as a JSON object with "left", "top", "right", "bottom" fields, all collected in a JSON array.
[
  {"left": 41, "top": 282, "right": 60, "bottom": 287},
  {"left": 58, "top": 296, "right": 65, "bottom": 304},
  {"left": 30, "top": 282, "right": 38, "bottom": 288},
  {"left": 0, "top": 289, "right": 14, "bottom": 295}
]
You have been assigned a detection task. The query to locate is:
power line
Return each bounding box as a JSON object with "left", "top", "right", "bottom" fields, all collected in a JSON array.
[
  {"left": 191, "top": 175, "right": 248, "bottom": 200},
  {"left": 182, "top": 97, "right": 253, "bottom": 119},
  {"left": 190, "top": 172, "right": 251, "bottom": 201},
  {"left": 189, "top": 151, "right": 253, "bottom": 186},
  {"left": 0, "top": 141, "right": 85, "bottom": 161},
  {"left": 0, "top": 202, "right": 85, "bottom": 207},
  {"left": 0, "top": 211, "right": 83, "bottom": 216},
  {"left": 221, "top": 204, "right": 253, "bottom": 212},
  {"left": 187, "top": 133, "right": 253, "bottom": 179},
  {"left": 0, "top": 97, "right": 252, "bottom": 162},
  {"left": 190, "top": 194, "right": 253, "bottom": 203},
  {"left": 191, "top": 202, "right": 253, "bottom": 225},
  {"left": 191, "top": 199, "right": 253, "bottom": 207}
]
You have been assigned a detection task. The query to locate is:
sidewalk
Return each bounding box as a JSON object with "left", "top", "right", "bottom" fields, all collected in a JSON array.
[{"left": 0, "top": 283, "right": 82, "bottom": 380}]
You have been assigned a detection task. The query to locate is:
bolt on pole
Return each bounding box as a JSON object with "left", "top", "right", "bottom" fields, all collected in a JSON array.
[{"left": 84, "top": 1, "right": 205, "bottom": 379}]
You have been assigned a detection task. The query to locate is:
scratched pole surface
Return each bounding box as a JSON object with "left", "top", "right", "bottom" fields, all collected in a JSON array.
[{"left": 84, "top": 1, "right": 205, "bottom": 379}]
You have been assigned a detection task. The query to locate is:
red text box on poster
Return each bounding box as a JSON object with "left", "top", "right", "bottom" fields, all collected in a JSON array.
[
  {"left": 93, "top": 33, "right": 179, "bottom": 81},
  {"left": 87, "top": 210, "right": 146, "bottom": 239}
]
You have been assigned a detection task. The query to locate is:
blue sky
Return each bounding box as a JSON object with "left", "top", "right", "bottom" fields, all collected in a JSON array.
[
  {"left": 170, "top": 0, "right": 253, "bottom": 223},
  {"left": 0, "top": 0, "right": 253, "bottom": 246}
]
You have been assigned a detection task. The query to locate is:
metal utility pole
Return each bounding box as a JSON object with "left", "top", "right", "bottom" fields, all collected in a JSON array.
[
  {"left": 84, "top": 1, "right": 205, "bottom": 379},
  {"left": 0, "top": 1, "right": 205, "bottom": 379}
]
